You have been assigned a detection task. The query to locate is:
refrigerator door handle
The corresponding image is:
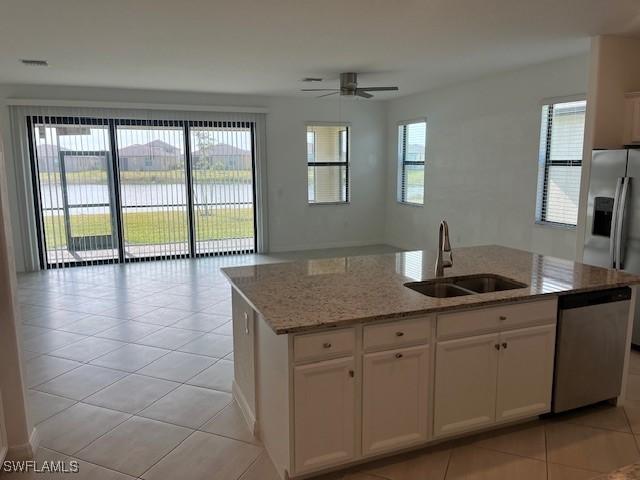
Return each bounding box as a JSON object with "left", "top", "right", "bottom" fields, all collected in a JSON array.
[
  {"left": 610, "top": 177, "right": 623, "bottom": 268},
  {"left": 615, "top": 176, "right": 631, "bottom": 270}
]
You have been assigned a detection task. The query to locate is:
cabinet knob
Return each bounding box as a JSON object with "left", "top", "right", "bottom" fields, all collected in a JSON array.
[
  {"left": 395, "top": 353, "right": 403, "bottom": 359},
  {"left": 395, "top": 331, "right": 404, "bottom": 337},
  {"left": 499, "top": 315, "right": 507, "bottom": 320},
  {"left": 494, "top": 344, "right": 500, "bottom": 350},
  {"left": 348, "top": 369, "right": 354, "bottom": 378},
  {"left": 502, "top": 342, "right": 508, "bottom": 349},
  {"left": 323, "top": 342, "right": 332, "bottom": 349}
]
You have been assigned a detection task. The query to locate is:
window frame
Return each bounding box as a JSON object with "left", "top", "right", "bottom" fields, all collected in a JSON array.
[
  {"left": 397, "top": 118, "right": 427, "bottom": 206},
  {"left": 535, "top": 96, "right": 586, "bottom": 229},
  {"left": 305, "top": 122, "right": 351, "bottom": 205}
]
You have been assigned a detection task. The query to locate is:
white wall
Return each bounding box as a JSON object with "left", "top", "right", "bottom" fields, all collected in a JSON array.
[
  {"left": 384, "top": 54, "right": 589, "bottom": 260},
  {"left": 0, "top": 123, "right": 32, "bottom": 457},
  {"left": 0, "top": 85, "right": 386, "bottom": 271}
]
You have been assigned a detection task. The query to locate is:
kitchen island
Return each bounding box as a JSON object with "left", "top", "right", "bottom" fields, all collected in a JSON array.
[{"left": 222, "top": 245, "right": 640, "bottom": 480}]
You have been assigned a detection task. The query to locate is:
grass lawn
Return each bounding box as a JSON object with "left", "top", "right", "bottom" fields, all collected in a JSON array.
[
  {"left": 43, "top": 208, "right": 253, "bottom": 249},
  {"left": 39, "top": 169, "right": 252, "bottom": 185}
]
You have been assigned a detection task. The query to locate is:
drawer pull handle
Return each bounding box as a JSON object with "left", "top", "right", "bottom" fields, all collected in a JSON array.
[
  {"left": 494, "top": 344, "right": 500, "bottom": 350},
  {"left": 502, "top": 342, "right": 508, "bottom": 349},
  {"left": 395, "top": 331, "right": 404, "bottom": 337},
  {"left": 499, "top": 315, "right": 507, "bottom": 320},
  {"left": 244, "top": 312, "right": 249, "bottom": 335},
  {"left": 323, "top": 342, "right": 332, "bottom": 349},
  {"left": 395, "top": 353, "right": 403, "bottom": 359}
]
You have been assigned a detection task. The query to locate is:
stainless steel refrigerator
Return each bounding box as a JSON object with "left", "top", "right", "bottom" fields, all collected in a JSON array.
[{"left": 583, "top": 148, "right": 640, "bottom": 344}]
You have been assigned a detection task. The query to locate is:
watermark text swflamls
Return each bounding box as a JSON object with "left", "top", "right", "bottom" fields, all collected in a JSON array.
[{"left": 2, "top": 459, "right": 80, "bottom": 474}]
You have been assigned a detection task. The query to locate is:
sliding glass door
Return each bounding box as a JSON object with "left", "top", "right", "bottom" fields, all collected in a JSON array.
[
  {"left": 190, "top": 122, "right": 255, "bottom": 255},
  {"left": 29, "top": 116, "right": 256, "bottom": 268},
  {"left": 31, "top": 119, "right": 119, "bottom": 266},
  {"left": 116, "top": 123, "right": 189, "bottom": 260}
]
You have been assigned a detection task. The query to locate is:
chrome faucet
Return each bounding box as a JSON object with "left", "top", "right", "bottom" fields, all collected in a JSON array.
[{"left": 435, "top": 220, "right": 453, "bottom": 277}]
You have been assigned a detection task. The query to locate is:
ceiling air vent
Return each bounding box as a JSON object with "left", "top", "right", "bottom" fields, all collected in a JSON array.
[{"left": 20, "top": 59, "right": 48, "bottom": 67}]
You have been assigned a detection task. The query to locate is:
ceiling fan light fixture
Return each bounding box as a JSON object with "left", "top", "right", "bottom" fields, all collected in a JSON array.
[{"left": 301, "top": 72, "right": 397, "bottom": 99}]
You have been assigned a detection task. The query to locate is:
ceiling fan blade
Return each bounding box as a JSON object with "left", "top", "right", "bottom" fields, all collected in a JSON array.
[
  {"left": 355, "top": 90, "right": 373, "bottom": 99},
  {"left": 317, "top": 92, "right": 340, "bottom": 98},
  {"left": 358, "top": 86, "right": 399, "bottom": 92},
  {"left": 301, "top": 88, "right": 339, "bottom": 92}
]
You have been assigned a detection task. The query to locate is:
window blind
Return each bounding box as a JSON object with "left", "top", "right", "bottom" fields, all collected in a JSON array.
[
  {"left": 536, "top": 100, "right": 586, "bottom": 226},
  {"left": 306, "top": 125, "right": 349, "bottom": 204},
  {"left": 398, "top": 121, "right": 426, "bottom": 204},
  {"left": 19, "top": 106, "right": 260, "bottom": 269}
]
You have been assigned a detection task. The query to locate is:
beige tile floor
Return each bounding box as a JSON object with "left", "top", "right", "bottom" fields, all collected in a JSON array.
[{"left": 3, "top": 247, "right": 640, "bottom": 480}]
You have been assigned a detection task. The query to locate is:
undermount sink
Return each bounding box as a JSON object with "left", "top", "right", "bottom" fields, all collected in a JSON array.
[
  {"left": 406, "top": 282, "right": 473, "bottom": 298},
  {"left": 405, "top": 274, "right": 527, "bottom": 298}
]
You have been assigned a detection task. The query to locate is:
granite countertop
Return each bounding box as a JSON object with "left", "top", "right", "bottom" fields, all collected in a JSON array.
[{"left": 221, "top": 245, "right": 640, "bottom": 335}]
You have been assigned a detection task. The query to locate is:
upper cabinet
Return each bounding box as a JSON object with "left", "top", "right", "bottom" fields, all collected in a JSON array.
[{"left": 624, "top": 93, "right": 640, "bottom": 145}]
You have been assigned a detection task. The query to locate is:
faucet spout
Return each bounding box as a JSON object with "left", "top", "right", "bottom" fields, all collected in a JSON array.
[{"left": 435, "top": 220, "right": 453, "bottom": 277}]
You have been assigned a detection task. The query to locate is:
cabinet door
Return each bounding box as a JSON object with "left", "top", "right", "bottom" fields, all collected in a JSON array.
[
  {"left": 232, "top": 290, "right": 255, "bottom": 417},
  {"left": 434, "top": 333, "right": 499, "bottom": 437},
  {"left": 362, "top": 345, "right": 429, "bottom": 456},
  {"left": 496, "top": 324, "right": 556, "bottom": 421},
  {"left": 293, "top": 356, "right": 356, "bottom": 473}
]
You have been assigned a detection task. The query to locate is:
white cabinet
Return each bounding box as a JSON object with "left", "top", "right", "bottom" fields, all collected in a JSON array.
[
  {"left": 434, "top": 324, "right": 556, "bottom": 438},
  {"left": 625, "top": 93, "right": 640, "bottom": 145},
  {"left": 362, "top": 344, "right": 429, "bottom": 456},
  {"left": 496, "top": 324, "right": 556, "bottom": 421},
  {"left": 293, "top": 356, "right": 356, "bottom": 473},
  {"left": 434, "top": 333, "right": 499, "bottom": 437}
]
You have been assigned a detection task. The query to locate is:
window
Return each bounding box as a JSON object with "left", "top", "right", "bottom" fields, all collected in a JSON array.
[
  {"left": 398, "top": 120, "right": 426, "bottom": 204},
  {"left": 28, "top": 115, "right": 257, "bottom": 268},
  {"left": 536, "top": 99, "right": 586, "bottom": 226},
  {"left": 307, "top": 124, "right": 349, "bottom": 203}
]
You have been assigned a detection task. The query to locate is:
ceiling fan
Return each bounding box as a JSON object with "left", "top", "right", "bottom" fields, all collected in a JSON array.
[{"left": 301, "top": 72, "right": 398, "bottom": 98}]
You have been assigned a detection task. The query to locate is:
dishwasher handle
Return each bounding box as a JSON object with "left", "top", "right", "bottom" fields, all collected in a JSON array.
[{"left": 558, "top": 287, "right": 631, "bottom": 310}]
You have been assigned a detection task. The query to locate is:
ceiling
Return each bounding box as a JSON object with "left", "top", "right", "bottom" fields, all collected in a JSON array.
[{"left": 0, "top": 0, "right": 639, "bottom": 99}]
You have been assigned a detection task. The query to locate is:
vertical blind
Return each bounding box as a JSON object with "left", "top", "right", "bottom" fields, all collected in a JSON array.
[
  {"left": 536, "top": 100, "right": 586, "bottom": 226},
  {"left": 306, "top": 124, "right": 349, "bottom": 203},
  {"left": 10, "top": 105, "right": 264, "bottom": 269},
  {"left": 398, "top": 121, "right": 426, "bottom": 204}
]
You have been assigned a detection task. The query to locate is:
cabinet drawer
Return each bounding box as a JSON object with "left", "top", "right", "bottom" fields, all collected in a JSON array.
[
  {"left": 437, "top": 299, "right": 557, "bottom": 339},
  {"left": 364, "top": 317, "right": 430, "bottom": 351},
  {"left": 294, "top": 328, "right": 355, "bottom": 363}
]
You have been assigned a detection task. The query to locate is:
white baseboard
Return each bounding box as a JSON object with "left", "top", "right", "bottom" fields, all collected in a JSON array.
[
  {"left": 233, "top": 380, "right": 257, "bottom": 436},
  {"left": 6, "top": 427, "right": 39, "bottom": 460}
]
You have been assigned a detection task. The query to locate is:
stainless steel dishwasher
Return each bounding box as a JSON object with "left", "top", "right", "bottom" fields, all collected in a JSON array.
[{"left": 552, "top": 287, "right": 631, "bottom": 413}]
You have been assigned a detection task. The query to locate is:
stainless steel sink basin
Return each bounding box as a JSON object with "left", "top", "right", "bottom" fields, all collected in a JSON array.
[
  {"left": 450, "top": 274, "right": 527, "bottom": 293},
  {"left": 405, "top": 281, "right": 473, "bottom": 298},
  {"left": 405, "top": 274, "right": 527, "bottom": 298}
]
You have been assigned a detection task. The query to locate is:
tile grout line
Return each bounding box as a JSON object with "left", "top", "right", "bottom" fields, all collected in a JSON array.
[{"left": 544, "top": 423, "right": 549, "bottom": 480}]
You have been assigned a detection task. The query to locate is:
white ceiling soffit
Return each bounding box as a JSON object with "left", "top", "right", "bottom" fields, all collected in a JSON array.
[{"left": 0, "top": 0, "right": 639, "bottom": 99}]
